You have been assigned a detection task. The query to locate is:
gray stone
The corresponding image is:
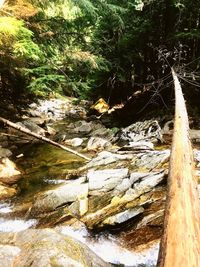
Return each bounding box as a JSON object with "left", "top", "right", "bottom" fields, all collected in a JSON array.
[
  {"left": 88, "top": 168, "right": 129, "bottom": 192},
  {"left": 133, "top": 171, "right": 165, "bottom": 192},
  {"left": 65, "top": 137, "right": 84, "bottom": 147},
  {"left": 0, "top": 148, "right": 12, "bottom": 159},
  {"left": 163, "top": 121, "right": 200, "bottom": 142},
  {"left": 28, "top": 117, "right": 46, "bottom": 126},
  {"left": 0, "top": 245, "right": 21, "bottom": 267},
  {"left": 84, "top": 151, "right": 132, "bottom": 169},
  {"left": 103, "top": 207, "right": 144, "bottom": 225},
  {"left": 16, "top": 120, "right": 46, "bottom": 136},
  {"left": 118, "top": 120, "right": 163, "bottom": 144},
  {"left": 194, "top": 149, "right": 200, "bottom": 167},
  {"left": 130, "top": 172, "right": 150, "bottom": 184},
  {"left": 87, "top": 137, "right": 111, "bottom": 151},
  {"left": 31, "top": 179, "right": 88, "bottom": 215},
  {"left": 83, "top": 171, "right": 166, "bottom": 229},
  {"left": 113, "top": 178, "right": 132, "bottom": 194},
  {"left": 136, "top": 209, "right": 164, "bottom": 229},
  {"left": 133, "top": 150, "right": 170, "bottom": 169},
  {"left": 0, "top": 229, "right": 111, "bottom": 267},
  {"left": 27, "top": 109, "right": 43, "bottom": 118},
  {"left": 45, "top": 125, "right": 57, "bottom": 136},
  {"left": 70, "top": 121, "right": 93, "bottom": 134},
  {"left": 121, "top": 171, "right": 166, "bottom": 202},
  {"left": 120, "top": 141, "right": 154, "bottom": 151}
]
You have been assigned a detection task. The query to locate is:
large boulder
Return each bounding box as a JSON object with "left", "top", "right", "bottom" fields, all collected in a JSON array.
[
  {"left": 118, "top": 119, "right": 163, "bottom": 144},
  {"left": 0, "top": 229, "right": 111, "bottom": 267}
]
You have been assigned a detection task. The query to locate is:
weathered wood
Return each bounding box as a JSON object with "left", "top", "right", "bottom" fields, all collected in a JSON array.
[
  {"left": 0, "top": 116, "right": 91, "bottom": 161},
  {"left": 157, "top": 69, "right": 200, "bottom": 266}
]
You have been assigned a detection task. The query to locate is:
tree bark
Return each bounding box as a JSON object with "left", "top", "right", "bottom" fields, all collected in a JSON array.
[
  {"left": 157, "top": 69, "right": 200, "bottom": 266},
  {"left": 0, "top": 116, "right": 91, "bottom": 161}
]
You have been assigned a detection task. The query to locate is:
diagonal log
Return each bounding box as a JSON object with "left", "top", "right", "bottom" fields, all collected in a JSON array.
[
  {"left": 0, "top": 116, "right": 91, "bottom": 161},
  {"left": 157, "top": 69, "right": 200, "bottom": 266}
]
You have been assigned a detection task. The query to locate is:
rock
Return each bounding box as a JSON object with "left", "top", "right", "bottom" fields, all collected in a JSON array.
[
  {"left": 83, "top": 151, "right": 132, "bottom": 170},
  {"left": 112, "top": 178, "right": 132, "bottom": 195},
  {"left": 0, "top": 184, "right": 17, "bottom": 200},
  {"left": 129, "top": 171, "right": 166, "bottom": 195},
  {"left": 87, "top": 137, "right": 111, "bottom": 151},
  {"left": 91, "top": 127, "right": 114, "bottom": 140},
  {"left": 16, "top": 120, "right": 46, "bottom": 136},
  {"left": 194, "top": 149, "right": 200, "bottom": 167},
  {"left": 0, "top": 229, "right": 111, "bottom": 267},
  {"left": 68, "top": 197, "right": 88, "bottom": 217},
  {"left": 87, "top": 168, "right": 129, "bottom": 193},
  {"left": 31, "top": 178, "right": 89, "bottom": 215},
  {"left": 103, "top": 207, "right": 144, "bottom": 225},
  {"left": 0, "top": 148, "right": 12, "bottom": 159},
  {"left": 0, "top": 158, "right": 21, "bottom": 185},
  {"left": 119, "top": 141, "right": 154, "bottom": 151},
  {"left": 36, "top": 99, "right": 72, "bottom": 120},
  {"left": 136, "top": 209, "right": 164, "bottom": 229},
  {"left": 0, "top": 245, "right": 21, "bottom": 267},
  {"left": 65, "top": 138, "right": 84, "bottom": 147},
  {"left": 90, "top": 98, "right": 109, "bottom": 114},
  {"left": 0, "top": 135, "right": 9, "bottom": 148},
  {"left": 190, "top": 129, "right": 200, "bottom": 142},
  {"left": 162, "top": 121, "right": 200, "bottom": 143},
  {"left": 27, "top": 109, "right": 43, "bottom": 118},
  {"left": 118, "top": 120, "right": 163, "bottom": 144},
  {"left": 69, "top": 121, "right": 93, "bottom": 135},
  {"left": 132, "top": 150, "right": 170, "bottom": 170},
  {"left": 28, "top": 117, "right": 46, "bottom": 126},
  {"left": 83, "top": 171, "right": 166, "bottom": 228},
  {"left": 69, "top": 120, "right": 113, "bottom": 140},
  {"left": 45, "top": 125, "right": 57, "bottom": 136},
  {"left": 88, "top": 193, "right": 113, "bottom": 213}
]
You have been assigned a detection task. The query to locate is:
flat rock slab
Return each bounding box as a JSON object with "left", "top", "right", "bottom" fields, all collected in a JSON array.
[
  {"left": 84, "top": 151, "right": 132, "bottom": 169},
  {"left": 31, "top": 178, "right": 88, "bottom": 215},
  {"left": 103, "top": 206, "right": 144, "bottom": 225},
  {"left": 88, "top": 168, "right": 129, "bottom": 192}
]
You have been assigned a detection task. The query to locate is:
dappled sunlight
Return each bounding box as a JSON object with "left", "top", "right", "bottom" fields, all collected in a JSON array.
[
  {"left": 0, "top": 158, "right": 20, "bottom": 179},
  {"left": 0, "top": 0, "right": 5, "bottom": 9}
]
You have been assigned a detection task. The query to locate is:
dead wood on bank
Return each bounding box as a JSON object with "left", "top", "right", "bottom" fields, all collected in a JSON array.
[
  {"left": 0, "top": 116, "right": 91, "bottom": 161},
  {"left": 157, "top": 69, "right": 200, "bottom": 266}
]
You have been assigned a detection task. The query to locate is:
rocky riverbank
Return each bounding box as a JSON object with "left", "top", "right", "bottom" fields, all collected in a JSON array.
[{"left": 0, "top": 97, "right": 200, "bottom": 266}]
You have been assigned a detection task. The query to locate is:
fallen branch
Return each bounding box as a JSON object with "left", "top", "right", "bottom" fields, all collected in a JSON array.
[{"left": 0, "top": 116, "right": 91, "bottom": 161}]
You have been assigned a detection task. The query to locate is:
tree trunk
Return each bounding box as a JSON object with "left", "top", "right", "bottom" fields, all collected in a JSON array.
[
  {"left": 157, "top": 69, "right": 200, "bottom": 266},
  {"left": 0, "top": 116, "right": 91, "bottom": 161}
]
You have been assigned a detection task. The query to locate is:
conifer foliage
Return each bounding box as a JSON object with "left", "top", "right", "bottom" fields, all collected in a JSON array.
[{"left": 0, "top": 0, "right": 199, "bottom": 104}]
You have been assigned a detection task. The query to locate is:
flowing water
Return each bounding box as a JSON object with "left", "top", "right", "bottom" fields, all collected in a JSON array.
[{"left": 0, "top": 128, "right": 159, "bottom": 266}]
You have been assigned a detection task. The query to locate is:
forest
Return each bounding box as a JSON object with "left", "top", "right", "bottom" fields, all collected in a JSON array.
[
  {"left": 0, "top": 0, "right": 200, "bottom": 118},
  {"left": 0, "top": 1, "right": 200, "bottom": 267}
]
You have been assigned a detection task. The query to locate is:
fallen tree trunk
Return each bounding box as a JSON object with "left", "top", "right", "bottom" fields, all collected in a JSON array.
[
  {"left": 157, "top": 69, "right": 200, "bottom": 266},
  {"left": 0, "top": 116, "right": 91, "bottom": 161}
]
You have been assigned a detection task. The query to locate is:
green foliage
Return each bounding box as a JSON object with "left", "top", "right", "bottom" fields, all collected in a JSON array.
[
  {"left": 0, "top": 16, "right": 44, "bottom": 96},
  {"left": 1, "top": 0, "right": 200, "bottom": 102}
]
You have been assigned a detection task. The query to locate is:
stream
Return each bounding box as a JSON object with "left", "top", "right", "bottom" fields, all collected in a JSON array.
[
  {"left": 0, "top": 99, "right": 173, "bottom": 266},
  {"left": 0, "top": 140, "right": 159, "bottom": 266}
]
